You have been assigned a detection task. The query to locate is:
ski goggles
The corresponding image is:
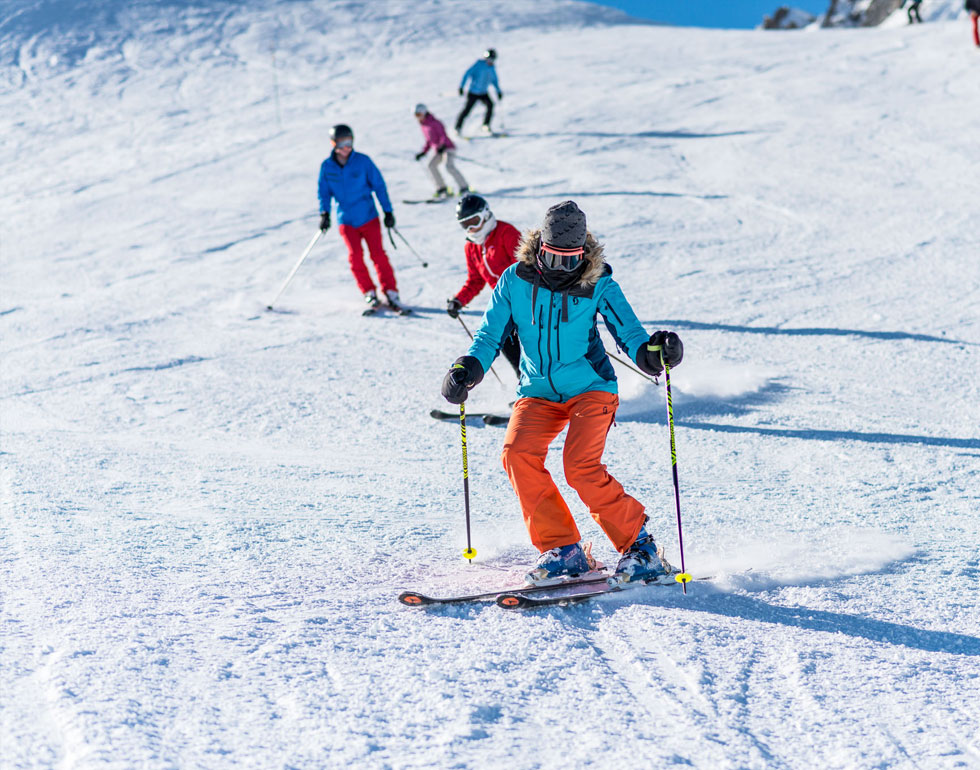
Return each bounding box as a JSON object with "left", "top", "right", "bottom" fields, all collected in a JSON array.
[
  {"left": 538, "top": 243, "right": 585, "bottom": 271},
  {"left": 333, "top": 138, "right": 353, "bottom": 148},
  {"left": 459, "top": 212, "right": 487, "bottom": 231}
]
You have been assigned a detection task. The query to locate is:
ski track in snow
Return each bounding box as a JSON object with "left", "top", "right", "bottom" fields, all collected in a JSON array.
[{"left": 3, "top": 0, "right": 980, "bottom": 768}]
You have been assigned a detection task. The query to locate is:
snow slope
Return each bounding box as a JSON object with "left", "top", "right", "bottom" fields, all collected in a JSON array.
[{"left": 2, "top": 1, "right": 979, "bottom": 768}]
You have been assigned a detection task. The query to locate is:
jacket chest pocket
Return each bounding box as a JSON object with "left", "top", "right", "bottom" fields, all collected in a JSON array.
[{"left": 554, "top": 295, "right": 593, "bottom": 363}]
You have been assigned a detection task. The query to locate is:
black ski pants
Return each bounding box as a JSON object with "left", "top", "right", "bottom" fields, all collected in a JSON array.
[{"left": 455, "top": 92, "right": 494, "bottom": 131}]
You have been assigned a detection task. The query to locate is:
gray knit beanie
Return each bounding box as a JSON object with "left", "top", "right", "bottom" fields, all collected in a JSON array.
[{"left": 541, "top": 201, "right": 587, "bottom": 249}]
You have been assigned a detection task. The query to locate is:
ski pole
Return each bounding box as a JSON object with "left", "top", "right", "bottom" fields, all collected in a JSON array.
[
  {"left": 460, "top": 403, "right": 476, "bottom": 563},
  {"left": 456, "top": 316, "right": 505, "bottom": 386},
  {"left": 266, "top": 229, "right": 323, "bottom": 310},
  {"left": 608, "top": 351, "right": 659, "bottom": 384},
  {"left": 657, "top": 347, "right": 692, "bottom": 593},
  {"left": 454, "top": 154, "right": 511, "bottom": 173},
  {"left": 390, "top": 226, "right": 429, "bottom": 268}
]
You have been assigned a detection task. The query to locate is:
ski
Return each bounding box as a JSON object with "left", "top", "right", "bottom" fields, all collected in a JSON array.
[
  {"left": 496, "top": 575, "right": 713, "bottom": 609},
  {"left": 385, "top": 301, "right": 413, "bottom": 316},
  {"left": 430, "top": 408, "right": 508, "bottom": 425},
  {"left": 364, "top": 303, "right": 412, "bottom": 317},
  {"left": 402, "top": 198, "right": 452, "bottom": 205},
  {"left": 461, "top": 131, "right": 509, "bottom": 140},
  {"left": 398, "top": 570, "right": 612, "bottom": 607}
]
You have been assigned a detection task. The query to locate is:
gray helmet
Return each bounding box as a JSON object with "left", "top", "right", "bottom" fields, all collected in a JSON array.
[{"left": 414, "top": 103, "right": 428, "bottom": 116}]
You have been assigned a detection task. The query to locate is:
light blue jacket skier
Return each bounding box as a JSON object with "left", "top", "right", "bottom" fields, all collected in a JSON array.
[
  {"left": 459, "top": 58, "right": 501, "bottom": 97},
  {"left": 466, "top": 232, "right": 651, "bottom": 402}
]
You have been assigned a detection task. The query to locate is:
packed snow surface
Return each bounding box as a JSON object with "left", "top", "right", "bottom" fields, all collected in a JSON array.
[{"left": 2, "top": 1, "right": 979, "bottom": 768}]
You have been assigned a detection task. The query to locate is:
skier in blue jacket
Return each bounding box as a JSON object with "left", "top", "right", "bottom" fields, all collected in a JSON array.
[
  {"left": 441, "top": 201, "right": 684, "bottom": 585},
  {"left": 318, "top": 123, "right": 404, "bottom": 314},
  {"left": 454, "top": 48, "right": 502, "bottom": 135}
]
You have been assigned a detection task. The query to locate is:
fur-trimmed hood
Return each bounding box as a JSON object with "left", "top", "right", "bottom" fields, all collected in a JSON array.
[{"left": 515, "top": 229, "right": 606, "bottom": 288}]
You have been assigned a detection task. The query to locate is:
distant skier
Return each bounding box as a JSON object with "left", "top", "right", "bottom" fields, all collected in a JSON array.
[
  {"left": 317, "top": 124, "right": 405, "bottom": 315},
  {"left": 441, "top": 200, "right": 684, "bottom": 584},
  {"left": 902, "top": 0, "right": 922, "bottom": 23},
  {"left": 454, "top": 48, "right": 502, "bottom": 136},
  {"left": 968, "top": 0, "right": 980, "bottom": 46},
  {"left": 447, "top": 194, "right": 522, "bottom": 376},
  {"left": 413, "top": 104, "right": 470, "bottom": 199}
]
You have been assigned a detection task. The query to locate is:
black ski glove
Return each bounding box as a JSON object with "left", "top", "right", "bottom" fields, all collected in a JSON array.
[
  {"left": 636, "top": 331, "right": 683, "bottom": 376},
  {"left": 415, "top": 151, "right": 426, "bottom": 161},
  {"left": 497, "top": 91, "right": 503, "bottom": 101},
  {"left": 319, "top": 211, "right": 330, "bottom": 232},
  {"left": 436, "top": 146, "right": 446, "bottom": 156},
  {"left": 441, "top": 356, "right": 484, "bottom": 404},
  {"left": 384, "top": 211, "right": 395, "bottom": 228},
  {"left": 458, "top": 87, "right": 464, "bottom": 96},
  {"left": 446, "top": 298, "right": 463, "bottom": 319}
]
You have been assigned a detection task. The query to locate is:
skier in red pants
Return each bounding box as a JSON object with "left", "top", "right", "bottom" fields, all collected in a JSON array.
[
  {"left": 968, "top": 0, "right": 980, "bottom": 47},
  {"left": 318, "top": 124, "right": 406, "bottom": 315}
]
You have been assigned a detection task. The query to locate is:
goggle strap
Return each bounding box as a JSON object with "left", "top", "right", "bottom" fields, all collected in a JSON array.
[{"left": 540, "top": 243, "right": 585, "bottom": 257}]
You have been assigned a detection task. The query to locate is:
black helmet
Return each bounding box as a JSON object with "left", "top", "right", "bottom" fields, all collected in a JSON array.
[
  {"left": 329, "top": 123, "right": 353, "bottom": 142},
  {"left": 483, "top": 48, "right": 497, "bottom": 62},
  {"left": 456, "top": 193, "right": 489, "bottom": 224}
]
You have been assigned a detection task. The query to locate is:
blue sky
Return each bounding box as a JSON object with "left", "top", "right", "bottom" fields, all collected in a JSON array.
[{"left": 591, "top": 0, "right": 828, "bottom": 28}]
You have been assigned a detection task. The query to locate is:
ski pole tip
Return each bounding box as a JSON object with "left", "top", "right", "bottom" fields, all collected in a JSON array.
[{"left": 463, "top": 547, "right": 477, "bottom": 562}]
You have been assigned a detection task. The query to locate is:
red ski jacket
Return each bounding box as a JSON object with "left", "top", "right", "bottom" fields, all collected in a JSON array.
[{"left": 454, "top": 220, "right": 522, "bottom": 307}]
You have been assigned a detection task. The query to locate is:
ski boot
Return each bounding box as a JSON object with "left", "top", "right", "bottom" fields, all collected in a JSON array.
[
  {"left": 481, "top": 124, "right": 493, "bottom": 134},
  {"left": 384, "top": 290, "right": 411, "bottom": 316},
  {"left": 613, "top": 525, "right": 673, "bottom": 584},
  {"left": 432, "top": 187, "right": 450, "bottom": 200},
  {"left": 362, "top": 291, "right": 382, "bottom": 316},
  {"left": 525, "top": 542, "right": 596, "bottom": 585}
]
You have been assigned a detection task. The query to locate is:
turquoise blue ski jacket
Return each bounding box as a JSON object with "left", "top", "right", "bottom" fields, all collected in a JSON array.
[
  {"left": 459, "top": 60, "right": 500, "bottom": 96},
  {"left": 318, "top": 150, "right": 393, "bottom": 228},
  {"left": 467, "top": 258, "right": 651, "bottom": 402}
]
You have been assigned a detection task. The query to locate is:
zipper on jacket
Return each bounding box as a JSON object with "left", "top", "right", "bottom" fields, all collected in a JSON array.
[
  {"left": 545, "top": 295, "right": 560, "bottom": 399},
  {"left": 602, "top": 298, "right": 623, "bottom": 326},
  {"left": 555, "top": 297, "right": 561, "bottom": 361},
  {"left": 481, "top": 243, "right": 499, "bottom": 281}
]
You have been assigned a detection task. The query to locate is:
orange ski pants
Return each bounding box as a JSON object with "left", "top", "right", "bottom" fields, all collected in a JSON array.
[{"left": 500, "top": 391, "right": 646, "bottom": 554}]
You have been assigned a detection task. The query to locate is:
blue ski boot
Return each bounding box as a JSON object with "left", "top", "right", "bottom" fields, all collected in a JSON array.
[
  {"left": 613, "top": 526, "right": 672, "bottom": 584},
  {"left": 525, "top": 542, "right": 596, "bottom": 584}
]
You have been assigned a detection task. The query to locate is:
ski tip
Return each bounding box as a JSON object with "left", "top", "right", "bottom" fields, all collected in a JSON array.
[
  {"left": 496, "top": 593, "right": 529, "bottom": 609},
  {"left": 462, "top": 547, "right": 477, "bottom": 561},
  {"left": 398, "top": 591, "right": 431, "bottom": 606}
]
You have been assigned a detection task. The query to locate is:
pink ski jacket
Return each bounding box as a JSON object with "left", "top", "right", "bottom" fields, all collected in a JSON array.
[{"left": 418, "top": 113, "right": 456, "bottom": 154}]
